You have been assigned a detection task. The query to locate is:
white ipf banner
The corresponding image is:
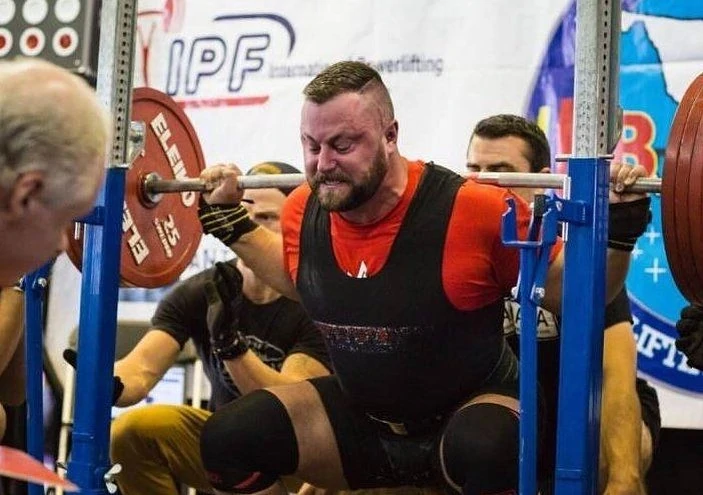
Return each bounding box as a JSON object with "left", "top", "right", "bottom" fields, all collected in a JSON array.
[{"left": 134, "top": 0, "right": 567, "bottom": 169}]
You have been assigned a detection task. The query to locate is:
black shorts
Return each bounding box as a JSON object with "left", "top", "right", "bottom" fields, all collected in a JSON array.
[
  {"left": 636, "top": 377, "right": 661, "bottom": 452},
  {"left": 309, "top": 372, "right": 522, "bottom": 489}
]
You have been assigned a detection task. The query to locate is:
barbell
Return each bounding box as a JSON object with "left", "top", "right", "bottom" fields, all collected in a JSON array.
[
  {"left": 67, "top": 79, "right": 703, "bottom": 304},
  {"left": 142, "top": 170, "right": 663, "bottom": 196}
]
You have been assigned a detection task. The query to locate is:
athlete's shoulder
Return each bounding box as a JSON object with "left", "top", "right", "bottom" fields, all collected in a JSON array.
[
  {"left": 406, "top": 159, "right": 425, "bottom": 171},
  {"left": 282, "top": 183, "right": 312, "bottom": 222},
  {"left": 286, "top": 182, "right": 312, "bottom": 205},
  {"left": 455, "top": 179, "right": 517, "bottom": 216}
]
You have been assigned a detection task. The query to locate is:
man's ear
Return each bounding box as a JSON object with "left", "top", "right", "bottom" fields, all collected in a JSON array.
[
  {"left": 539, "top": 166, "right": 551, "bottom": 174},
  {"left": 6, "top": 171, "right": 44, "bottom": 216},
  {"left": 385, "top": 121, "right": 399, "bottom": 144}
]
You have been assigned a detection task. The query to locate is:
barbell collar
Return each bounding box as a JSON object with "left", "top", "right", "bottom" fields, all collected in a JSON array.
[{"left": 143, "top": 173, "right": 209, "bottom": 195}]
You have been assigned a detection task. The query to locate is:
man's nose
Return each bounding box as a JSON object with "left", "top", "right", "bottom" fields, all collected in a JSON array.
[{"left": 317, "top": 147, "right": 337, "bottom": 172}]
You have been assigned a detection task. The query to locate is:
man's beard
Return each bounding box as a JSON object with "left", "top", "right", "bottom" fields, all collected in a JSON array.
[{"left": 310, "top": 151, "right": 388, "bottom": 211}]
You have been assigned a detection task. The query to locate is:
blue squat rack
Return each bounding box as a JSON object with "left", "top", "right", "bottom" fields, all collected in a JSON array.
[{"left": 507, "top": 1, "right": 622, "bottom": 493}]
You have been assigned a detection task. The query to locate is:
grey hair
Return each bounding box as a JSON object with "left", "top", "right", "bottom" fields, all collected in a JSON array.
[{"left": 0, "top": 58, "right": 111, "bottom": 206}]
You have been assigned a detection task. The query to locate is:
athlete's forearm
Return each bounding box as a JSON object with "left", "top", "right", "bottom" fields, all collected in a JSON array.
[
  {"left": 541, "top": 246, "right": 631, "bottom": 316},
  {"left": 228, "top": 227, "right": 299, "bottom": 301},
  {"left": 113, "top": 330, "right": 181, "bottom": 406},
  {"left": 111, "top": 373, "right": 151, "bottom": 407},
  {"left": 604, "top": 250, "right": 631, "bottom": 303}
]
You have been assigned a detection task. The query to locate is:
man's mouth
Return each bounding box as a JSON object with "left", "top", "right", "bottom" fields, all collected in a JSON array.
[{"left": 317, "top": 178, "right": 349, "bottom": 189}]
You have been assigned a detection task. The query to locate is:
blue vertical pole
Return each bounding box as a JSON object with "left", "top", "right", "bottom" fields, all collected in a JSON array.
[
  {"left": 502, "top": 198, "right": 557, "bottom": 495},
  {"left": 66, "top": 0, "right": 136, "bottom": 490},
  {"left": 553, "top": 157, "right": 609, "bottom": 494},
  {"left": 517, "top": 249, "right": 538, "bottom": 495},
  {"left": 66, "top": 170, "right": 125, "bottom": 494},
  {"left": 554, "top": 0, "right": 620, "bottom": 489},
  {"left": 24, "top": 263, "right": 52, "bottom": 495}
]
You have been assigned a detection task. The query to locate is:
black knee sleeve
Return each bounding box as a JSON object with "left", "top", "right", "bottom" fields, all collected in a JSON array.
[
  {"left": 200, "top": 389, "right": 299, "bottom": 493},
  {"left": 440, "top": 403, "right": 520, "bottom": 495}
]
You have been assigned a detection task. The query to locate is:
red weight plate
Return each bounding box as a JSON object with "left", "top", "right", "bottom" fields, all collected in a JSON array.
[
  {"left": 121, "top": 87, "right": 205, "bottom": 287},
  {"left": 687, "top": 94, "right": 703, "bottom": 304},
  {"left": 64, "top": 88, "right": 206, "bottom": 288},
  {"left": 674, "top": 100, "right": 703, "bottom": 304},
  {"left": 662, "top": 73, "right": 703, "bottom": 302}
]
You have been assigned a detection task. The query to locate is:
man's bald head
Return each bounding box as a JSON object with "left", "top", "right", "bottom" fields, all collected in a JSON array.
[{"left": 0, "top": 58, "right": 111, "bottom": 206}]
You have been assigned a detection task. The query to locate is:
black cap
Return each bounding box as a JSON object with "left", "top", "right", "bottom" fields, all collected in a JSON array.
[{"left": 246, "top": 162, "right": 302, "bottom": 196}]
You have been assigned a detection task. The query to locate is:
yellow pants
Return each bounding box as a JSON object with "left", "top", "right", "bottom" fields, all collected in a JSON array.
[
  {"left": 110, "top": 404, "right": 308, "bottom": 494},
  {"left": 110, "top": 404, "right": 214, "bottom": 494}
]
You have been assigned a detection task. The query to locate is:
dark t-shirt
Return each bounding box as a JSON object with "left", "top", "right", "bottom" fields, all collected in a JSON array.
[{"left": 150, "top": 261, "right": 331, "bottom": 411}]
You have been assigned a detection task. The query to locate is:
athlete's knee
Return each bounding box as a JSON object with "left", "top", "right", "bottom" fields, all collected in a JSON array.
[
  {"left": 200, "top": 389, "right": 298, "bottom": 493},
  {"left": 110, "top": 404, "right": 179, "bottom": 462},
  {"left": 439, "top": 402, "right": 520, "bottom": 494}
]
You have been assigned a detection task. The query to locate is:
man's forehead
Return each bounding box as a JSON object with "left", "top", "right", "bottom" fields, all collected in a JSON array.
[
  {"left": 469, "top": 135, "right": 529, "bottom": 157},
  {"left": 302, "top": 93, "right": 378, "bottom": 127},
  {"left": 467, "top": 137, "right": 533, "bottom": 172}
]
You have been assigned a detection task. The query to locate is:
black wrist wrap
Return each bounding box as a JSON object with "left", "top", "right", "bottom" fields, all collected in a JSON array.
[
  {"left": 198, "top": 202, "right": 258, "bottom": 246},
  {"left": 608, "top": 197, "right": 652, "bottom": 251}
]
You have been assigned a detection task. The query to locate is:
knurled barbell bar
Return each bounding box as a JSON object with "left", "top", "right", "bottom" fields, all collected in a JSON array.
[
  {"left": 141, "top": 172, "right": 307, "bottom": 201},
  {"left": 67, "top": 80, "right": 703, "bottom": 304},
  {"left": 141, "top": 170, "right": 664, "bottom": 198}
]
